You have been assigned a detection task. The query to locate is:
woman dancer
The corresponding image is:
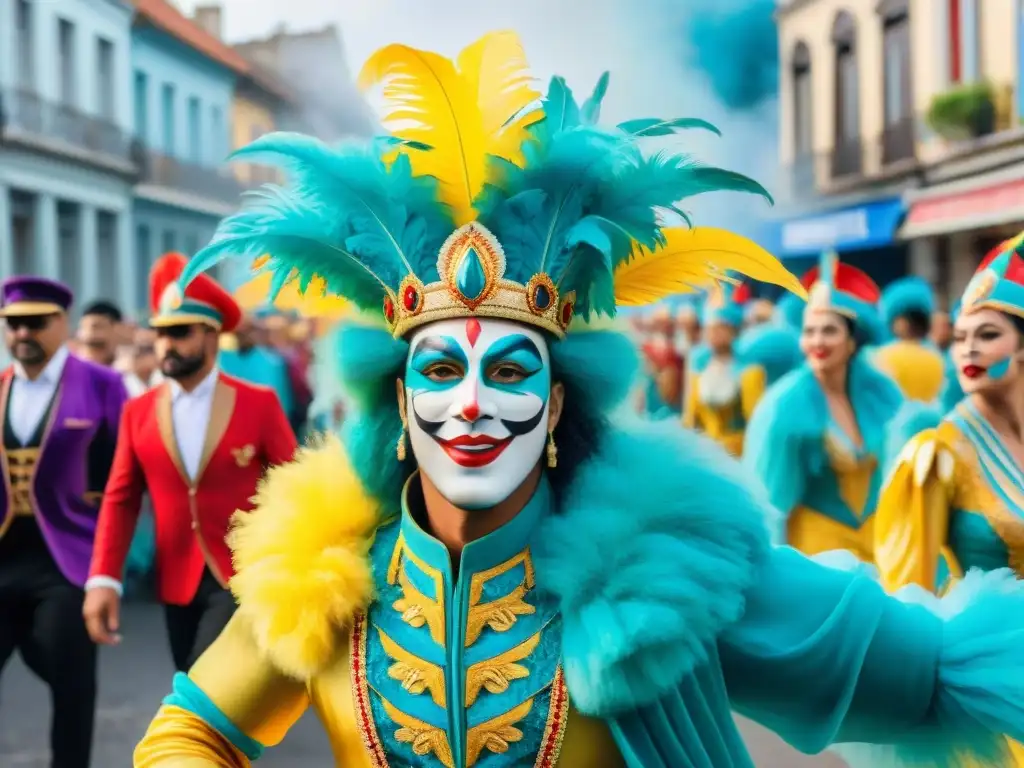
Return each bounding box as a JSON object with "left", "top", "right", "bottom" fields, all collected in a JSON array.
[
  {"left": 744, "top": 252, "right": 904, "bottom": 560},
  {"left": 134, "top": 32, "right": 1024, "bottom": 768}
]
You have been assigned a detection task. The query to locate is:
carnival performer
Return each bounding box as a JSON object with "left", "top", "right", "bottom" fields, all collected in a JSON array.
[
  {"left": 874, "top": 276, "right": 945, "bottom": 402},
  {"left": 0, "top": 277, "right": 127, "bottom": 768},
  {"left": 744, "top": 252, "right": 905, "bottom": 560},
  {"left": 639, "top": 327, "right": 684, "bottom": 419},
  {"left": 83, "top": 254, "right": 298, "bottom": 672},
  {"left": 875, "top": 244, "right": 1024, "bottom": 765},
  {"left": 683, "top": 282, "right": 766, "bottom": 455},
  {"left": 734, "top": 319, "right": 802, "bottom": 387},
  {"left": 134, "top": 32, "right": 1024, "bottom": 768}
]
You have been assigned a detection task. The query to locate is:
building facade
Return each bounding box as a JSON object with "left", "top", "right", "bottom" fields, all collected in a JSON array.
[
  {"left": 772, "top": 0, "right": 1024, "bottom": 305},
  {"left": 129, "top": 0, "right": 248, "bottom": 311},
  {"left": 0, "top": 0, "right": 137, "bottom": 313}
]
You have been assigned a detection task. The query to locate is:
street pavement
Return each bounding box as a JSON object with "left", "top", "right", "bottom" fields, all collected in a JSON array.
[{"left": 0, "top": 601, "right": 845, "bottom": 767}]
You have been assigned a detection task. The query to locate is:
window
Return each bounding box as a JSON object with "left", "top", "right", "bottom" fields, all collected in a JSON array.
[
  {"left": 210, "top": 106, "right": 223, "bottom": 163},
  {"left": 57, "top": 201, "right": 80, "bottom": 298},
  {"left": 187, "top": 97, "right": 202, "bottom": 163},
  {"left": 791, "top": 42, "right": 813, "bottom": 156},
  {"left": 58, "top": 19, "right": 76, "bottom": 106},
  {"left": 11, "top": 190, "right": 36, "bottom": 277},
  {"left": 136, "top": 225, "right": 152, "bottom": 310},
  {"left": 948, "top": 0, "right": 980, "bottom": 83},
  {"left": 97, "top": 38, "right": 115, "bottom": 121},
  {"left": 184, "top": 233, "right": 199, "bottom": 257},
  {"left": 97, "top": 211, "right": 119, "bottom": 301},
  {"left": 833, "top": 12, "right": 859, "bottom": 145},
  {"left": 134, "top": 71, "right": 149, "bottom": 142},
  {"left": 161, "top": 230, "right": 176, "bottom": 255},
  {"left": 881, "top": 2, "right": 911, "bottom": 126},
  {"left": 15, "top": 0, "right": 34, "bottom": 89},
  {"left": 161, "top": 84, "right": 175, "bottom": 154}
]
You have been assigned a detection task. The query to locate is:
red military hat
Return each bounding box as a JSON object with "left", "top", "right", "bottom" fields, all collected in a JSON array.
[{"left": 149, "top": 253, "right": 241, "bottom": 333}]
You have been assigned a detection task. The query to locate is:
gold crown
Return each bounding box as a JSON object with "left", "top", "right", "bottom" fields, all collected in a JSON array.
[{"left": 385, "top": 222, "right": 576, "bottom": 339}]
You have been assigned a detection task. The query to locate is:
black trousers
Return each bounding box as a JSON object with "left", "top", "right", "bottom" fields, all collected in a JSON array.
[
  {"left": 0, "top": 517, "right": 96, "bottom": 768},
  {"left": 163, "top": 568, "right": 236, "bottom": 672}
]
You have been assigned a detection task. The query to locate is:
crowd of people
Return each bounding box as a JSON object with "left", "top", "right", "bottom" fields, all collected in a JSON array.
[{"left": 5, "top": 27, "right": 1024, "bottom": 768}]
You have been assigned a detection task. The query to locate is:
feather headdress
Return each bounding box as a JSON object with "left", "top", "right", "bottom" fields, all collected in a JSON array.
[{"left": 183, "top": 31, "right": 805, "bottom": 339}]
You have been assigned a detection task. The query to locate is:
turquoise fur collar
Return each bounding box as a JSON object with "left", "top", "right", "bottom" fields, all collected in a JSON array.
[{"left": 532, "top": 419, "right": 773, "bottom": 717}]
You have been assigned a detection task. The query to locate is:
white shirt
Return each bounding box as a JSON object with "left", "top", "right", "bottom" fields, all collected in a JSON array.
[
  {"left": 9, "top": 346, "right": 70, "bottom": 445},
  {"left": 122, "top": 370, "right": 164, "bottom": 399},
  {"left": 168, "top": 368, "right": 218, "bottom": 481}
]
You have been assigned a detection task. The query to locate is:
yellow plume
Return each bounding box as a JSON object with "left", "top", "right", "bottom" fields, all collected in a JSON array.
[
  {"left": 358, "top": 31, "right": 542, "bottom": 225},
  {"left": 613, "top": 227, "right": 808, "bottom": 306}
]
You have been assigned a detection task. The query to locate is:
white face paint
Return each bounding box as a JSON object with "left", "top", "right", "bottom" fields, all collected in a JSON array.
[{"left": 404, "top": 317, "right": 551, "bottom": 510}]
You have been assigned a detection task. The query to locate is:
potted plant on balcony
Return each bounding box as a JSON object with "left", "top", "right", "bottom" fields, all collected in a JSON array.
[{"left": 927, "top": 81, "right": 997, "bottom": 141}]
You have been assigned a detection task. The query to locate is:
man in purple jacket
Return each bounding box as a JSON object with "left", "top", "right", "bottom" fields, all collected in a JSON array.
[{"left": 0, "top": 276, "right": 127, "bottom": 768}]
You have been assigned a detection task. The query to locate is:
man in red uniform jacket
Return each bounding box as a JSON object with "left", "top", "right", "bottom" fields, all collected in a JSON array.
[{"left": 83, "top": 254, "right": 297, "bottom": 670}]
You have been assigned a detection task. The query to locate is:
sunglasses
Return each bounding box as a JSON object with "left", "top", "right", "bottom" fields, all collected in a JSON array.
[
  {"left": 155, "top": 324, "right": 196, "bottom": 340},
  {"left": 134, "top": 344, "right": 156, "bottom": 355},
  {"left": 6, "top": 314, "right": 55, "bottom": 332}
]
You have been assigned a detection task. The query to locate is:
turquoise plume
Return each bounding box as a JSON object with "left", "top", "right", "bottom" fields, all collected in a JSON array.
[{"left": 181, "top": 74, "right": 774, "bottom": 322}]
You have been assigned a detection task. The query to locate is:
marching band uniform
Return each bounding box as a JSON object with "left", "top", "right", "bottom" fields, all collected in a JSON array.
[
  {"left": 134, "top": 32, "right": 1024, "bottom": 768},
  {"left": 744, "top": 255, "right": 905, "bottom": 560},
  {"left": 873, "top": 276, "right": 945, "bottom": 403},
  {"left": 683, "top": 283, "right": 766, "bottom": 455},
  {"left": 0, "top": 277, "right": 127, "bottom": 768},
  {"left": 88, "top": 255, "right": 297, "bottom": 671}
]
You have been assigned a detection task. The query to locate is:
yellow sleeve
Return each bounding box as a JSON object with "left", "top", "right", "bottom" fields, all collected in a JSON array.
[
  {"left": 134, "top": 613, "right": 310, "bottom": 767},
  {"left": 874, "top": 428, "right": 959, "bottom": 593},
  {"left": 740, "top": 365, "right": 767, "bottom": 421},
  {"left": 683, "top": 371, "right": 700, "bottom": 429}
]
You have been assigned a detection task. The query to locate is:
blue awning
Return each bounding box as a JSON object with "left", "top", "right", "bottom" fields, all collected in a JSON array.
[{"left": 757, "top": 197, "right": 906, "bottom": 258}]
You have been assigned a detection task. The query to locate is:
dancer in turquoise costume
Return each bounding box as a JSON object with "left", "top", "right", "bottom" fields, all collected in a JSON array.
[
  {"left": 734, "top": 316, "right": 802, "bottom": 387},
  {"left": 876, "top": 241, "right": 1024, "bottom": 764},
  {"left": 744, "top": 252, "right": 905, "bottom": 561},
  {"left": 134, "top": 32, "right": 1024, "bottom": 768},
  {"left": 874, "top": 275, "right": 946, "bottom": 402},
  {"left": 682, "top": 282, "right": 767, "bottom": 455}
]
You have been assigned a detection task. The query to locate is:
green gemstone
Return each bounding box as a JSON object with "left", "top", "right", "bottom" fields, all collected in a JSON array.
[{"left": 455, "top": 247, "right": 487, "bottom": 300}]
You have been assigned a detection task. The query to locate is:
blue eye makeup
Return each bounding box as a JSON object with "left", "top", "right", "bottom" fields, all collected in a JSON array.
[
  {"left": 481, "top": 334, "right": 549, "bottom": 397},
  {"left": 407, "top": 336, "right": 468, "bottom": 391}
]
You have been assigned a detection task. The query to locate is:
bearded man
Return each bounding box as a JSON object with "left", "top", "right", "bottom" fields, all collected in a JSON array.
[{"left": 83, "top": 253, "right": 297, "bottom": 673}]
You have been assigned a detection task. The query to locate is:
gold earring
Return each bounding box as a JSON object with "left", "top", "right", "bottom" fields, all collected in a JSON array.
[
  {"left": 546, "top": 430, "right": 558, "bottom": 469},
  {"left": 396, "top": 427, "right": 407, "bottom": 462}
]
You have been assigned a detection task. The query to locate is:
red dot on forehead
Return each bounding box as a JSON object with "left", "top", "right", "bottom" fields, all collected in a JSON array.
[{"left": 465, "top": 318, "right": 482, "bottom": 347}]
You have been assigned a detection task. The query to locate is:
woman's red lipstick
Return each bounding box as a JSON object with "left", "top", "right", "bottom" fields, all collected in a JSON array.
[
  {"left": 962, "top": 364, "right": 986, "bottom": 379},
  {"left": 810, "top": 349, "right": 829, "bottom": 360},
  {"left": 435, "top": 434, "right": 513, "bottom": 468}
]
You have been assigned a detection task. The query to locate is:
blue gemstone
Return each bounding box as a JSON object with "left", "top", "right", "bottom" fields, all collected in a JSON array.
[
  {"left": 534, "top": 284, "right": 551, "bottom": 309},
  {"left": 455, "top": 246, "right": 487, "bottom": 301}
]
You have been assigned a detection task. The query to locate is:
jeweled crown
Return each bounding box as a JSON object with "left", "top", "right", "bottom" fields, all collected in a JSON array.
[{"left": 386, "top": 222, "right": 573, "bottom": 338}]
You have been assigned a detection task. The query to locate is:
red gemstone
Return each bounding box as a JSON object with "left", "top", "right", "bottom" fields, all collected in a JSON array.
[
  {"left": 403, "top": 285, "right": 418, "bottom": 311},
  {"left": 560, "top": 301, "right": 574, "bottom": 325},
  {"left": 383, "top": 296, "right": 395, "bottom": 322}
]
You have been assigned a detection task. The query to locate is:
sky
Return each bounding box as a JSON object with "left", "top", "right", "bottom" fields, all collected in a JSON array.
[{"left": 174, "top": 0, "right": 779, "bottom": 232}]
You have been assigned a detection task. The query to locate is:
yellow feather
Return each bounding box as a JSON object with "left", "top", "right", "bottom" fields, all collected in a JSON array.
[
  {"left": 613, "top": 227, "right": 808, "bottom": 307},
  {"left": 358, "top": 31, "right": 541, "bottom": 225}
]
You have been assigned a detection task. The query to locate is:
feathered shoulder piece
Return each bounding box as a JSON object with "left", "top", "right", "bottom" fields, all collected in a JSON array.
[{"left": 183, "top": 31, "right": 805, "bottom": 338}]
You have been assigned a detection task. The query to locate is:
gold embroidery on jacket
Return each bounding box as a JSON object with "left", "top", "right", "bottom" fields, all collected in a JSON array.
[
  {"left": 465, "top": 550, "right": 536, "bottom": 647},
  {"left": 378, "top": 627, "right": 446, "bottom": 707}
]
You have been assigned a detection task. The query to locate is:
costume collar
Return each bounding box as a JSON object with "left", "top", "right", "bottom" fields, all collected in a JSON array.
[
  {"left": 399, "top": 470, "right": 550, "bottom": 578},
  {"left": 14, "top": 344, "right": 69, "bottom": 384}
]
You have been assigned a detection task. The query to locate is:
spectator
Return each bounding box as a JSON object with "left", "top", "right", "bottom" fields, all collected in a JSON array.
[{"left": 76, "top": 300, "right": 123, "bottom": 367}]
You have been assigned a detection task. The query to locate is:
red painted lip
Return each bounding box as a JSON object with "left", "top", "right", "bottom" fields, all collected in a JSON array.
[
  {"left": 436, "top": 434, "right": 513, "bottom": 468},
  {"left": 810, "top": 349, "right": 829, "bottom": 360},
  {"left": 962, "top": 364, "right": 986, "bottom": 379}
]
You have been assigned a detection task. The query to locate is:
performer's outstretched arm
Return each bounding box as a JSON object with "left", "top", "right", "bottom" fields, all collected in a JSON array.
[
  {"left": 718, "top": 546, "right": 1024, "bottom": 765},
  {"left": 134, "top": 613, "right": 309, "bottom": 767}
]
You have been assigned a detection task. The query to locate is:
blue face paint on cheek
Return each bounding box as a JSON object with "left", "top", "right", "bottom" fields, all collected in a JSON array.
[{"left": 988, "top": 355, "right": 1012, "bottom": 380}]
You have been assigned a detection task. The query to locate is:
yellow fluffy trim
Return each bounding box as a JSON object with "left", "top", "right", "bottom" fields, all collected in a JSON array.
[{"left": 227, "top": 435, "right": 381, "bottom": 681}]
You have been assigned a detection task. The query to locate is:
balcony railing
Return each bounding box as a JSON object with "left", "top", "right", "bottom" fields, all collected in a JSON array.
[
  {"left": 881, "top": 116, "right": 916, "bottom": 165},
  {"left": 139, "top": 149, "right": 245, "bottom": 204},
  {"left": 0, "top": 87, "right": 137, "bottom": 172},
  {"left": 830, "top": 138, "right": 863, "bottom": 178}
]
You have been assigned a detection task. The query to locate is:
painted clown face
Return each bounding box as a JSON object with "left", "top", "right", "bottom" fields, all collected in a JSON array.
[{"left": 403, "top": 317, "right": 552, "bottom": 510}]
